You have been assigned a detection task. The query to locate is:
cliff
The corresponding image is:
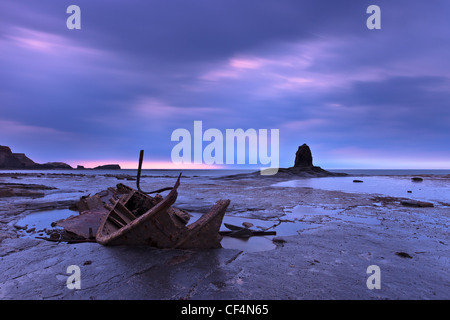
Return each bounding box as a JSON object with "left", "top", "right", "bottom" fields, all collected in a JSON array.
[{"left": 0, "top": 145, "right": 73, "bottom": 169}]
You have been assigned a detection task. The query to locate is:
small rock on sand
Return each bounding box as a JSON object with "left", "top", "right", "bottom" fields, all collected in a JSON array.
[
  {"left": 395, "top": 252, "right": 413, "bottom": 259},
  {"left": 242, "top": 222, "right": 254, "bottom": 228}
]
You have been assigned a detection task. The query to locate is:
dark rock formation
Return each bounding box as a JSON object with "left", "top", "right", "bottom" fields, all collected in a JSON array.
[
  {"left": 0, "top": 182, "right": 56, "bottom": 198},
  {"left": 400, "top": 199, "right": 434, "bottom": 207},
  {"left": 94, "top": 164, "right": 121, "bottom": 170},
  {"left": 220, "top": 143, "right": 347, "bottom": 179},
  {"left": 0, "top": 146, "right": 38, "bottom": 169},
  {"left": 270, "top": 165, "right": 344, "bottom": 178},
  {"left": 9, "top": 152, "right": 36, "bottom": 167},
  {"left": 40, "top": 162, "right": 73, "bottom": 169},
  {"left": 0, "top": 145, "right": 72, "bottom": 169},
  {"left": 275, "top": 143, "right": 346, "bottom": 177},
  {"left": 294, "top": 144, "right": 313, "bottom": 168},
  {"left": 0, "top": 146, "right": 34, "bottom": 169}
]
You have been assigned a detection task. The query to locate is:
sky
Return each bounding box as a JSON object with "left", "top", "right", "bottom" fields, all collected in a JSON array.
[{"left": 1, "top": 0, "right": 449, "bottom": 169}]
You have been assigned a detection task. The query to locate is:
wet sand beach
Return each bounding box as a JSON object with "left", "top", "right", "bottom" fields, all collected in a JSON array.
[{"left": 0, "top": 170, "right": 449, "bottom": 300}]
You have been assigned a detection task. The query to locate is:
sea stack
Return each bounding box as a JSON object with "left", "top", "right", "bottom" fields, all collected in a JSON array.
[
  {"left": 294, "top": 144, "right": 314, "bottom": 168},
  {"left": 275, "top": 143, "right": 346, "bottom": 177},
  {"left": 222, "top": 143, "right": 347, "bottom": 179}
]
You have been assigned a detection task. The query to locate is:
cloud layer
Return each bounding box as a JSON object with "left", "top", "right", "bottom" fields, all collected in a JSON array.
[{"left": 1, "top": 1, "right": 449, "bottom": 168}]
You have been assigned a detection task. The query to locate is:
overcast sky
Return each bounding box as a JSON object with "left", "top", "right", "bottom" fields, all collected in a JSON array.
[{"left": 1, "top": 0, "right": 449, "bottom": 169}]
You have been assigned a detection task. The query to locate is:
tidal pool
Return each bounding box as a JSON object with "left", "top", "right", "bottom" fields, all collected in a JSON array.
[
  {"left": 15, "top": 209, "right": 75, "bottom": 238},
  {"left": 189, "top": 212, "right": 319, "bottom": 252}
]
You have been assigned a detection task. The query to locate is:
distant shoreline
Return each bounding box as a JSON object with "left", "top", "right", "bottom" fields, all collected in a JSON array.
[
  {"left": 1, "top": 168, "right": 449, "bottom": 172},
  {"left": 0, "top": 168, "right": 449, "bottom": 178},
  {"left": 1, "top": 168, "right": 450, "bottom": 172}
]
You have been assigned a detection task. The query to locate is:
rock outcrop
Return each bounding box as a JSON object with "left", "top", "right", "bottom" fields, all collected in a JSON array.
[
  {"left": 294, "top": 144, "right": 314, "bottom": 168},
  {"left": 40, "top": 162, "right": 73, "bottom": 169},
  {"left": 220, "top": 143, "right": 346, "bottom": 179},
  {"left": 0, "top": 146, "right": 38, "bottom": 169},
  {"left": 0, "top": 182, "right": 56, "bottom": 198},
  {"left": 93, "top": 164, "right": 121, "bottom": 170},
  {"left": 268, "top": 143, "right": 346, "bottom": 177},
  {"left": 0, "top": 145, "right": 72, "bottom": 169}
]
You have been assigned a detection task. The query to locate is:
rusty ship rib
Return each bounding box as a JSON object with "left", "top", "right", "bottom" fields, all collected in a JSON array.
[{"left": 96, "top": 174, "right": 230, "bottom": 249}]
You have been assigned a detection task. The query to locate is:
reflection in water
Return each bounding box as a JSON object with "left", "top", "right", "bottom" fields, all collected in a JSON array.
[
  {"left": 273, "top": 176, "right": 450, "bottom": 203},
  {"left": 15, "top": 209, "right": 74, "bottom": 238},
  {"left": 189, "top": 212, "right": 319, "bottom": 252}
]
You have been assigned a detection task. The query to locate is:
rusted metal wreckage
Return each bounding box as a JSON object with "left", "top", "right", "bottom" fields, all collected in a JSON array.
[
  {"left": 97, "top": 174, "right": 230, "bottom": 248},
  {"left": 44, "top": 150, "right": 275, "bottom": 248},
  {"left": 51, "top": 173, "right": 230, "bottom": 249}
]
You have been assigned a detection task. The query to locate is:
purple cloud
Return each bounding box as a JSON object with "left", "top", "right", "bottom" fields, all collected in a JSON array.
[{"left": 1, "top": 0, "right": 449, "bottom": 168}]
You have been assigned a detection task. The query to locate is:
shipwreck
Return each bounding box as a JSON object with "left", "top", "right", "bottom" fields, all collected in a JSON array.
[
  {"left": 43, "top": 150, "right": 275, "bottom": 248},
  {"left": 50, "top": 173, "right": 230, "bottom": 249},
  {"left": 46, "top": 150, "right": 232, "bottom": 249},
  {"left": 97, "top": 174, "right": 230, "bottom": 248}
]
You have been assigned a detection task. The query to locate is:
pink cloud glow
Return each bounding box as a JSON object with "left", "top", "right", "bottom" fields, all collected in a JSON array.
[
  {"left": 74, "top": 160, "right": 223, "bottom": 170},
  {"left": 0, "top": 119, "right": 70, "bottom": 137},
  {"left": 196, "top": 38, "right": 392, "bottom": 98},
  {"left": 5, "top": 27, "right": 103, "bottom": 57},
  {"left": 199, "top": 69, "right": 241, "bottom": 81},
  {"left": 281, "top": 118, "right": 329, "bottom": 131},
  {"left": 229, "top": 58, "right": 266, "bottom": 69},
  {"left": 133, "top": 97, "right": 220, "bottom": 119}
]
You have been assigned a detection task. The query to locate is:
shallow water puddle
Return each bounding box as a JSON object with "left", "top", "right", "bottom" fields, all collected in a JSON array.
[
  {"left": 189, "top": 212, "right": 318, "bottom": 252},
  {"left": 220, "top": 215, "right": 277, "bottom": 252},
  {"left": 283, "top": 205, "right": 341, "bottom": 220},
  {"left": 221, "top": 236, "right": 276, "bottom": 252},
  {"left": 15, "top": 209, "right": 74, "bottom": 238}
]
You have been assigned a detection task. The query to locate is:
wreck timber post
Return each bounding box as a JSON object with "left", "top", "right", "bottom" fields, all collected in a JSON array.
[{"left": 136, "top": 149, "right": 176, "bottom": 194}]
